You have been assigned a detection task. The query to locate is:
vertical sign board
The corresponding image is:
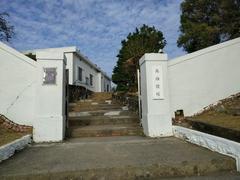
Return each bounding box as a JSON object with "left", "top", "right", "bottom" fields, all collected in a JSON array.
[{"left": 152, "top": 65, "right": 164, "bottom": 99}]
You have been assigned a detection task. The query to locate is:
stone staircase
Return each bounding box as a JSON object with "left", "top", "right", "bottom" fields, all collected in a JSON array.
[{"left": 68, "top": 92, "right": 143, "bottom": 138}]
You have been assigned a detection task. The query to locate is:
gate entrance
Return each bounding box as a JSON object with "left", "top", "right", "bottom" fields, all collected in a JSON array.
[
  {"left": 65, "top": 69, "right": 69, "bottom": 137},
  {"left": 137, "top": 69, "right": 142, "bottom": 125}
]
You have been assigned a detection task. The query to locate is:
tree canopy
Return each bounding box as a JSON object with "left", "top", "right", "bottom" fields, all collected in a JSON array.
[
  {"left": 25, "top": 53, "right": 37, "bottom": 61},
  {"left": 112, "top": 24, "right": 166, "bottom": 92},
  {"left": 0, "top": 12, "right": 14, "bottom": 42},
  {"left": 177, "top": 0, "right": 240, "bottom": 53}
]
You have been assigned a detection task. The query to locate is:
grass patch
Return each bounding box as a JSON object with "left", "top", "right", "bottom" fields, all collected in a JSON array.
[
  {"left": 191, "top": 113, "right": 240, "bottom": 131},
  {"left": 191, "top": 93, "right": 240, "bottom": 131},
  {"left": 0, "top": 122, "right": 29, "bottom": 146}
]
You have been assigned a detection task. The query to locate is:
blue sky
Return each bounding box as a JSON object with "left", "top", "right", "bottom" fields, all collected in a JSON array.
[{"left": 1, "top": 0, "right": 185, "bottom": 76}]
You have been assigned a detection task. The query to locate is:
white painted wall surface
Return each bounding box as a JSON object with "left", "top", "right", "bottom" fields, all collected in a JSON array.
[
  {"left": 73, "top": 53, "right": 98, "bottom": 92},
  {"left": 0, "top": 43, "right": 68, "bottom": 142},
  {"left": 65, "top": 52, "right": 74, "bottom": 85},
  {"left": 96, "top": 72, "right": 102, "bottom": 92},
  {"left": 0, "top": 42, "right": 36, "bottom": 125},
  {"left": 34, "top": 51, "right": 66, "bottom": 142},
  {"left": 102, "top": 76, "right": 111, "bottom": 92},
  {"left": 168, "top": 38, "right": 240, "bottom": 116},
  {"left": 139, "top": 53, "right": 172, "bottom": 137},
  {"left": 73, "top": 54, "right": 111, "bottom": 92}
]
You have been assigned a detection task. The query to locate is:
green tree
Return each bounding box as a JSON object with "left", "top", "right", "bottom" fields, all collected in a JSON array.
[
  {"left": 112, "top": 24, "right": 166, "bottom": 92},
  {"left": 25, "top": 53, "right": 37, "bottom": 61},
  {"left": 0, "top": 12, "right": 14, "bottom": 42},
  {"left": 178, "top": 0, "right": 240, "bottom": 53}
]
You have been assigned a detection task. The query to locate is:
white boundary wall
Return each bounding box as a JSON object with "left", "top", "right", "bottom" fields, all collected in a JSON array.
[
  {"left": 0, "top": 42, "right": 37, "bottom": 126},
  {"left": 0, "top": 135, "right": 32, "bottom": 162},
  {"left": 0, "top": 42, "right": 66, "bottom": 142},
  {"left": 139, "top": 54, "right": 172, "bottom": 137},
  {"left": 139, "top": 37, "right": 240, "bottom": 137},
  {"left": 173, "top": 126, "right": 240, "bottom": 171},
  {"left": 168, "top": 38, "right": 240, "bottom": 116},
  {"left": 34, "top": 52, "right": 66, "bottom": 142}
]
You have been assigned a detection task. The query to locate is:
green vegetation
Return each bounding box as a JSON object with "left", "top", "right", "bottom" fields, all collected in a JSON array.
[
  {"left": 0, "top": 12, "right": 14, "bottom": 42},
  {"left": 112, "top": 24, "right": 166, "bottom": 92},
  {"left": 25, "top": 53, "right": 37, "bottom": 61},
  {"left": 178, "top": 0, "right": 240, "bottom": 53}
]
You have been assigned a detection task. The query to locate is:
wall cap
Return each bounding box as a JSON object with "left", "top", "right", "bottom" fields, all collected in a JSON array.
[
  {"left": 0, "top": 42, "right": 37, "bottom": 67},
  {"left": 36, "top": 51, "right": 65, "bottom": 61},
  {"left": 169, "top": 37, "right": 240, "bottom": 67},
  {"left": 139, "top": 53, "right": 168, "bottom": 66}
]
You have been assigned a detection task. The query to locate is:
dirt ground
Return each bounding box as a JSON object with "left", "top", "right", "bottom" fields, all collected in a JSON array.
[
  {"left": 0, "top": 121, "right": 29, "bottom": 146},
  {"left": 191, "top": 93, "right": 240, "bottom": 131},
  {"left": 191, "top": 113, "right": 240, "bottom": 131},
  {"left": 89, "top": 92, "right": 112, "bottom": 101}
]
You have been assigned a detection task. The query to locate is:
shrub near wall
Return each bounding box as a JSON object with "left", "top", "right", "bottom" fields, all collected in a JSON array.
[
  {"left": 112, "top": 92, "right": 139, "bottom": 113},
  {"left": 68, "top": 85, "right": 92, "bottom": 102}
]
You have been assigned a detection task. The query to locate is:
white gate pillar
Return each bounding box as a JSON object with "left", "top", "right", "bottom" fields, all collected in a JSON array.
[
  {"left": 139, "top": 53, "right": 172, "bottom": 137},
  {"left": 34, "top": 51, "right": 66, "bottom": 142}
]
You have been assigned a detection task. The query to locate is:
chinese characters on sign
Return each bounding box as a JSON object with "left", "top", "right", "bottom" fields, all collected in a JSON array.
[
  {"left": 152, "top": 65, "right": 164, "bottom": 99},
  {"left": 43, "top": 68, "right": 57, "bottom": 85}
]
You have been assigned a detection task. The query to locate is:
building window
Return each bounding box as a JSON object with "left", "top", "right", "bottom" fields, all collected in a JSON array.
[
  {"left": 78, "top": 67, "right": 82, "bottom": 81},
  {"left": 90, "top": 74, "right": 93, "bottom": 86},
  {"left": 85, "top": 77, "right": 89, "bottom": 85}
]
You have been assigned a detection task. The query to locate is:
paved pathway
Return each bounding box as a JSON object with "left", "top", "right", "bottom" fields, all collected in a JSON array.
[{"left": 0, "top": 136, "right": 238, "bottom": 179}]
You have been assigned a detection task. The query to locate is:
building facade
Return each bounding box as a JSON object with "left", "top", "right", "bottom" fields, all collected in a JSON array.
[{"left": 23, "top": 46, "right": 111, "bottom": 92}]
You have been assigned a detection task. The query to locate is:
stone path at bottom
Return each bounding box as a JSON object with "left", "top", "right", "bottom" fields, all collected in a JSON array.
[{"left": 0, "top": 136, "right": 239, "bottom": 180}]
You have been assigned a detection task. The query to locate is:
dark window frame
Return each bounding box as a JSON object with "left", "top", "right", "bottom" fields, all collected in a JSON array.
[
  {"left": 90, "top": 74, "right": 93, "bottom": 86},
  {"left": 78, "top": 67, "right": 82, "bottom": 81},
  {"left": 85, "top": 77, "right": 89, "bottom": 85}
]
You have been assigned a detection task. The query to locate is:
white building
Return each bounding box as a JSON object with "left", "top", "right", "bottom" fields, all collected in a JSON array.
[
  {"left": 0, "top": 42, "right": 112, "bottom": 142},
  {"left": 23, "top": 46, "right": 111, "bottom": 92}
]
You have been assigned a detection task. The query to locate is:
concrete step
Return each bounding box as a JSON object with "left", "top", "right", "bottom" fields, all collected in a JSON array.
[
  {"left": 70, "top": 124, "right": 143, "bottom": 138},
  {"left": 74, "top": 102, "right": 119, "bottom": 106},
  {"left": 69, "top": 116, "right": 139, "bottom": 126},
  {"left": 69, "top": 110, "right": 136, "bottom": 117},
  {"left": 88, "top": 92, "right": 112, "bottom": 101},
  {"left": 77, "top": 101, "right": 112, "bottom": 105},
  {"left": 78, "top": 104, "right": 121, "bottom": 107},
  {"left": 0, "top": 137, "right": 237, "bottom": 179},
  {"left": 72, "top": 105, "right": 123, "bottom": 112}
]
